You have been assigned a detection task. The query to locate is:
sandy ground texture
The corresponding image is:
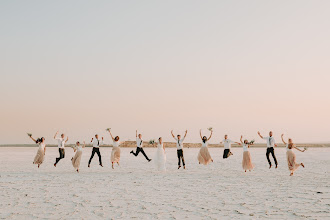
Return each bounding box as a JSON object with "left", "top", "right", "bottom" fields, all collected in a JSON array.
[{"left": 0, "top": 147, "right": 329, "bottom": 219}]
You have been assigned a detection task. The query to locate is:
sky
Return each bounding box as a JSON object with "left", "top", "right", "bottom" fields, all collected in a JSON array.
[{"left": 1, "top": 0, "right": 330, "bottom": 145}]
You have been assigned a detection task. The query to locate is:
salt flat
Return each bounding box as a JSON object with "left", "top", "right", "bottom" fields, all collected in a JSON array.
[{"left": 0, "top": 147, "right": 329, "bottom": 219}]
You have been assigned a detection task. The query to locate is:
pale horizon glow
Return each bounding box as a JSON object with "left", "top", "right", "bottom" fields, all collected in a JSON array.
[{"left": 1, "top": 1, "right": 330, "bottom": 144}]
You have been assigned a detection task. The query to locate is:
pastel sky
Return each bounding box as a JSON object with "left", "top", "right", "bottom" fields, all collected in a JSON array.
[{"left": 1, "top": 1, "right": 330, "bottom": 144}]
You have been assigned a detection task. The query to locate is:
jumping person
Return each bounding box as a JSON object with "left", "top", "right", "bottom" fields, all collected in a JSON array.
[
  {"left": 72, "top": 141, "right": 85, "bottom": 173},
  {"left": 153, "top": 137, "right": 166, "bottom": 171},
  {"left": 28, "top": 134, "right": 46, "bottom": 168},
  {"left": 220, "top": 135, "right": 240, "bottom": 159},
  {"left": 130, "top": 130, "right": 151, "bottom": 162},
  {"left": 197, "top": 129, "right": 213, "bottom": 165},
  {"left": 171, "top": 130, "right": 188, "bottom": 169},
  {"left": 108, "top": 129, "right": 121, "bottom": 169},
  {"left": 88, "top": 134, "right": 104, "bottom": 167},
  {"left": 54, "top": 131, "right": 69, "bottom": 167},
  {"left": 240, "top": 135, "right": 254, "bottom": 172},
  {"left": 281, "top": 134, "right": 305, "bottom": 176},
  {"left": 258, "top": 131, "right": 278, "bottom": 169}
]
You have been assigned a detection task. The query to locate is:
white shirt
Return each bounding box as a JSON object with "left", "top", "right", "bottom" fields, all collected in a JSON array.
[
  {"left": 174, "top": 137, "right": 185, "bottom": 150},
  {"left": 56, "top": 138, "right": 65, "bottom": 149},
  {"left": 113, "top": 141, "right": 120, "bottom": 148},
  {"left": 243, "top": 144, "right": 249, "bottom": 152},
  {"left": 136, "top": 138, "right": 143, "bottom": 148},
  {"left": 92, "top": 139, "right": 103, "bottom": 148},
  {"left": 223, "top": 139, "right": 234, "bottom": 149},
  {"left": 263, "top": 136, "right": 276, "bottom": 148}
]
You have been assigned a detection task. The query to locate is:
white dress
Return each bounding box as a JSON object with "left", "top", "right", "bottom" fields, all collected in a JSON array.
[
  {"left": 111, "top": 141, "right": 121, "bottom": 163},
  {"left": 154, "top": 141, "right": 166, "bottom": 171},
  {"left": 33, "top": 143, "right": 45, "bottom": 165},
  {"left": 72, "top": 145, "right": 83, "bottom": 170}
]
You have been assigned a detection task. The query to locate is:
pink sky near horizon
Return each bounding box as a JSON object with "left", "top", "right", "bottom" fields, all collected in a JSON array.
[{"left": 0, "top": 1, "right": 330, "bottom": 144}]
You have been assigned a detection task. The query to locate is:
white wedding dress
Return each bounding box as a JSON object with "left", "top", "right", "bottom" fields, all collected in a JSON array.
[{"left": 154, "top": 141, "right": 166, "bottom": 171}]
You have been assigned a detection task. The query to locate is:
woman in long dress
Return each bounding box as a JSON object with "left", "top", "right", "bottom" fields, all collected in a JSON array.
[
  {"left": 108, "top": 129, "right": 121, "bottom": 169},
  {"left": 71, "top": 141, "right": 85, "bottom": 172},
  {"left": 28, "top": 134, "right": 46, "bottom": 168},
  {"left": 240, "top": 135, "right": 254, "bottom": 172},
  {"left": 281, "top": 134, "right": 305, "bottom": 176},
  {"left": 154, "top": 137, "right": 166, "bottom": 171},
  {"left": 197, "top": 129, "right": 213, "bottom": 165}
]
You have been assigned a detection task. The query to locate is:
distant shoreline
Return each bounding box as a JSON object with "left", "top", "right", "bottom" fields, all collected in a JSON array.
[{"left": 1, "top": 142, "right": 330, "bottom": 148}]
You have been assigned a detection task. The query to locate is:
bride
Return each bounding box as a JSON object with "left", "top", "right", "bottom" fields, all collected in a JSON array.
[{"left": 154, "top": 137, "right": 166, "bottom": 171}]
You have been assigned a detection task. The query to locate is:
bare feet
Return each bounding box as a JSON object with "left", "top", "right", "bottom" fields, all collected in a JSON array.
[
  {"left": 38, "top": 164, "right": 40, "bottom": 168},
  {"left": 183, "top": 166, "right": 186, "bottom": 169},
  {"left": 301, "top": 163, "right": 305, "bottom": 168},
  {"left": 290, "top": 172, "right": 293, "bottom": 176},
  {"left": 112, "top": 163, "right": 114, "bottom": 169},
  {"left": 117, "top": 162, "right": 120, "bottom": 166},
  {"left": 211, "top": 159, "right": 214, "bottom": 162}
]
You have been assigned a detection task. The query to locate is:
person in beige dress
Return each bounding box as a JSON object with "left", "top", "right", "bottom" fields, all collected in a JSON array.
[
  {"left": 197, "top": 129, "right": 213, "bottom": 165},
  {"left": 108, "top": 129, "right": 121, "bottom": 169},
  {"left": 71, "top": 141, "right": 85, "bottom": 173},
  {"left": 240, "top": 135, "right": 254, "bottom": 172},
  {"left": 28, "top": 134, "right": 46, "bottom": 168},
  {"left": 281, "top": 134, "right": 305, "bottom": 176}
]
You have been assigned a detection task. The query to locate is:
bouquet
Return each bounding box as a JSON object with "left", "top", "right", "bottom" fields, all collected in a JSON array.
[
  {"left": 149, "top": 139, "right": 155, "bottom": 145},
  {"left": 105, "top": 128, "right": 111, "bottom": 132},
  {"left": 304, "top": 147, "right": 308, "bottom": 151},
  {"left": 27, "top": 133, "right": 32, "bottom": 137},
  {"left": 207, "top": 127, "right": 213, "bottom": 131},
  {"left": 248, "top": 139, "right": 255, "bottom": 145}
]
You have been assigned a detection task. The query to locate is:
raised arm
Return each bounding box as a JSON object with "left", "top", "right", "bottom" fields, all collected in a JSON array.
[
  {"left": 257, "top": 131, "right": 263, "bottom": 139},
  {"left": 109, "top": 129, "right": 114, "bottom": 140},
  {"left": 281, "top": 134, "right": 286, "bottom": 145},
  {"left": 65, "top": 137, "right": 69, "bottom": 143},
  {"left": 199, "top": 129, "right": 203, "bottom": 140},
  {"left": 171, "top": 130, "right": 175, "bottom": 139},
  {"left": 208, "top": 130, "right": 213, "bottom": 141},
  {"left": 184, "top": 130, "right": 188, "bottom": 138},
  {"left": 82, "top": 141, "right": 86, "bottom": 148},
  {"left": 240, "top": 135, "right": 243, "bottom": 144},
  {"left": 136, "top": 130, "right": 138, "bottom": 138},
  {"left": 54, "top": 131, "right": 58, "bottom": 139},
  {"left": 29, "top": 135, "right": 36, "bottom": 143}
]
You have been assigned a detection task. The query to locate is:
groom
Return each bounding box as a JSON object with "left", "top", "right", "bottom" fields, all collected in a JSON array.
[
  {"left": 258, "top": 131, "right": 278, "bottom": 169},
  {"left": 88, "top": 134, "right": 104, "bottom": 167},
  {"left": 130, "top": 130, "right": 151, "bottom": 162},
  {"left": 171, "top": 130, "right": 188, "bottom": 169}
]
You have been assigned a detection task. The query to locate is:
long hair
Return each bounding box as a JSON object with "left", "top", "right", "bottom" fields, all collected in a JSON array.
[
  {"left": 36, "top": 137, "right": 44, "bottom": 144},
  {"left": 202, "top": 136, "right": 207, "bottom": 143}
]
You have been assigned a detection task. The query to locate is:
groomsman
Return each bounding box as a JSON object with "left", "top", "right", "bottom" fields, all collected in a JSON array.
[
  {"left": 220, "top": 135, "right": 240, "bottom": 159},
  {"left": 88, "top": 134, "right": 104, "bottom": 167},
  {"left": 54, "top": 131, "right": 69, "bottom": 167},
  {"left": 171, "top": 130, "right": 188, "bottom": 169},
  {"left": 130, "top": 130, "right": 151, "bottom": 162},
  {"left": 258, "top": 131, "right": 278, "bottom": 168}
]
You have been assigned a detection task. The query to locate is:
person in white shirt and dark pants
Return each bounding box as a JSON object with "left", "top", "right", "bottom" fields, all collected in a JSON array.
[
  {"left": 130, "top": 130, "right": 151, "bottom": 162},
  {"left": 220, "top": 135, "right": 240, "bottom": 159},
  {"left": 88, "top": 134, "right": 104, "bottom": 167},
  {"left": 54, "top": 131, "right": 69, "bottom": 167},
  {"left": 258, "top": 131, "right": 278, "bottom": 169},
  {"left": 171, "top": 130, "right": 188, "bottom": 169}
]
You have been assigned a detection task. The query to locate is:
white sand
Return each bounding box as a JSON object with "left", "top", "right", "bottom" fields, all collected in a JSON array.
[{"left": 0, "top": 147, "right": 329, "bottom": 219}]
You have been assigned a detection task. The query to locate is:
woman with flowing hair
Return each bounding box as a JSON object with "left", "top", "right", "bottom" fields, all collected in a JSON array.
[
  {"left": 28, "top": 134, "right": 46, "bottom": 168},
  {"left": 71, "top": 141, "right": 85, "bottom": 173},
  {"left": 108, "top": 129, "right": 121, "bottom": 169},
  {"left": 154, "top": 137, "right": 166, "bottom": 171},
  {"left": 197, "top": 129, "right": 213, "bottom": 165},
  {"left": 281, "top": 134, "right": 305, "bottom": 176},
  {"left": 240, "top": 135, "right": 254, "bottom": 172}
]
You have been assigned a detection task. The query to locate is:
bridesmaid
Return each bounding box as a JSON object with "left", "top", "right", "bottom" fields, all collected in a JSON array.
[
  {"left": 71, "top": 141, "right": 85, "bottom": 173},
  {"left": 28, "top": 134, "right": 46, "bottom": 168},
  {"left": 281, "top": 134, "right": 305, "bottom": 176},
  {"left": 197, "top": 129, "right": 213, "bottom": 165},
  {"left": 108, "top": 129, "right": 121, "bottom": 169},
  {"left": 153, "top": 137, "right": 166, "bottom": 171},
  {"left": 240, "top": 135, "right": 254, "bottom": 172}
]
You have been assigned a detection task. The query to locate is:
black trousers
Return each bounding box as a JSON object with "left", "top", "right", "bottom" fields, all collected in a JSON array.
[
  {"left": 55, "top": 148, "right": 65, "bottom": 165},
  {"left": 223, "top": 149, "right": 231, "bottom": 159},
  {"left": 132, "top": 147, "right": 150, "bottom": 161},
  {"left": 88, "top": 147, "right": 102, "bottom": 165},
  {"left": 177, "top": 149, "right": 185, "bottom": 166},
  {"left": 266, "top": 147, "right": 278, "bottom": 166}
]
